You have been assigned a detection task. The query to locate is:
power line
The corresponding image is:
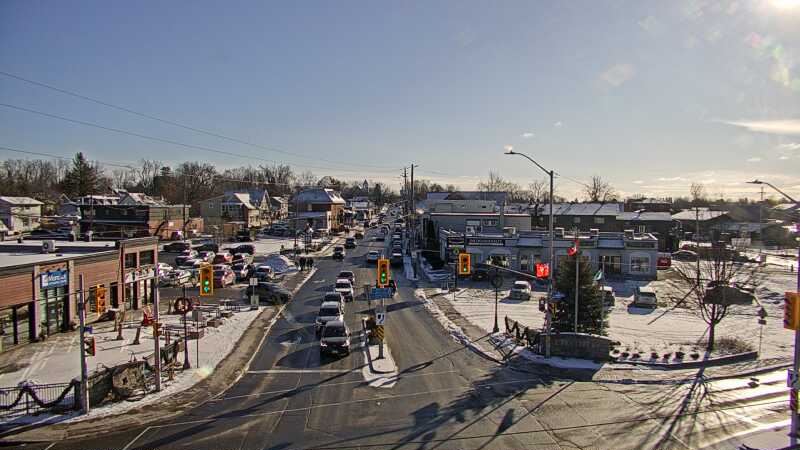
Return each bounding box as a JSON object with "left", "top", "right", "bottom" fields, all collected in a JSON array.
[
  {"left": 0, "top": 102, "right": 401, "bottom": 175},
  {"left": 0, "top": 70, "right": 401, "bottom": 171}
]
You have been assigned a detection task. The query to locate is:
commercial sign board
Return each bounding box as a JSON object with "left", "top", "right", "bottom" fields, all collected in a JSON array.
[
  {"left": 124, "top": 267, "right": 156, "bottom": 284},
  {"left": 466, "top": 238, "right": 506, "bottom": 247},
  {"left": 41, "top": 269, "right": 69, "bottom": 289}
]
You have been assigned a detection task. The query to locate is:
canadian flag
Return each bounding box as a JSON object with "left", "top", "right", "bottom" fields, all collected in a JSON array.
[{"left": 567, "top": 238, "right": 579, "bottom": 256}]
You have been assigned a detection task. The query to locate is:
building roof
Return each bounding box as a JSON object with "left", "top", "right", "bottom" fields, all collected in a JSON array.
[
  {"left": 774, "top": 203, "right": 800, "bottom": 211},
  {"left": 426, "top": 191, "right": 508, "bottom": 204},
  {"left": 671, "top": 208, "right": 729, "bottom": 221},
  {"left": 269, "top": 196, "right": 288, "bottom": 205},
  {"left": 0, "top": 239, "right": 118, "bottom": 269},
  {"left": 539, "top": 203, "right": 623, "bottom": 216},
  {"left": 119, "top": 192, "right": 166, "bottom": 206},
  {"left": 0, "top": 196, "right": 44, "bottom": 206},
  {"left": 616, "top": 211, "right": 673, "bottom": 221},
  {"left": 295, "top": 188, "right": 346, "bottom": 205}
]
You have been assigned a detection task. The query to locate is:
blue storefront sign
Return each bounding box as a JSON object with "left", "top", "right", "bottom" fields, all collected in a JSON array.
[{"left": 41, "top": 269, "right": 69, "bottom": 289}]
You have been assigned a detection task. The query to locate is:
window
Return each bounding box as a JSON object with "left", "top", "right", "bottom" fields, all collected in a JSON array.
[
  {"left": 139, "top": 250, "right": 155, "bottom": 266},
  {"left": 573, "top": 217, "right": 581, "bottom": 223},
  {"left": 482, "top": 218, "right": 498, "bottom": 227},
  {"left": 630, "top": 255, "right": 650, "bottom": 273},
  {"left": 208, "top": 202, "right": 214, "bottom": 209},
  {"left": 594, "top": 217, "right": 605, "bottom": 224},
  {"left": 125, "top": 253, "right": 137, "bottom": 269}
]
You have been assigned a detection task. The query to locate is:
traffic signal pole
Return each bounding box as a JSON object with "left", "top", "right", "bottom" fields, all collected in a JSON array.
[
  {"left": 77, "top": 275, "right": 89, "bottom": 414},
  {"left": 152, "top": 266, "right": 162, "bottom": 392}
]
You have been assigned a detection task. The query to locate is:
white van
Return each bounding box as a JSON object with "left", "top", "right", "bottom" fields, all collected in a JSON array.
[{"left": 634, "top": 286, "right": 658, "bottom": 307}]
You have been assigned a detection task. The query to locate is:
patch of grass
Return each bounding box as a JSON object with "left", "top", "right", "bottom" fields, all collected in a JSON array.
[{"left": 696, "top": 337, "right": 754, "bottom": 355}]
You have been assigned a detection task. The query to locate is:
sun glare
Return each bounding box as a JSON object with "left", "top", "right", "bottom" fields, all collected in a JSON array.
[{"left": 771, "top": 0, "right": 800, "bottom": 9}]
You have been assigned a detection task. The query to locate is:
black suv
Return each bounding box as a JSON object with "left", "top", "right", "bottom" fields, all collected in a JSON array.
[
  {"left": 332, "top": 246, "right": 345, "bottom": 260},
  {"left": 231, "top": 244, "right": 255, "bottom": 255},
  {"left": 245, "top": 282, "right": 292, "bottom": 303}
]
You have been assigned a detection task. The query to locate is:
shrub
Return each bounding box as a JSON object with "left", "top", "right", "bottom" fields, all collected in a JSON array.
[
  {"left": 620, "top": 352, "right": 629, "bottom": 358},
  {"left": 650, "top": 352, "right": 659, "bottom": 360},
  {"left": 675, "top": 351, "right": 685, "bottom": 360},
  {"left": 631, "top": 353, "right": 640, "bottom": 359}
]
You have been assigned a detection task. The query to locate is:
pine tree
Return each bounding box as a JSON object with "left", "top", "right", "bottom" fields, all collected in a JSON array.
[
  {"left": 61, "top": 152, "right": 101, "bottom": 197},
  {"left": 552, "top": 255, "right": 607, "bottom": 335}
]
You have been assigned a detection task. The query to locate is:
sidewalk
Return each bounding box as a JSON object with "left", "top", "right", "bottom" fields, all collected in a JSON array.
[{"left": 0, "top": 267, "right": 317, "bottom": 442}]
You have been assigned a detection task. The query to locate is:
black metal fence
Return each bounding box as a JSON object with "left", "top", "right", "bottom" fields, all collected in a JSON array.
[
  {"left": 504, "top": 316, "right": 540, "bottom": 350},
  {"left": 0, "top": 381, "right": 79, "bottom": 418}
]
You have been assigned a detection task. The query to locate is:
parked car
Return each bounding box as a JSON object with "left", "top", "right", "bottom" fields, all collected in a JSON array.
[
  {"left": 212, "top": 252, "right": 234, "bottom": 265},
  {"left": 175, "top": 255, "right": 196, "bottom": 267},
  {"left": 332, "top": 246, "right": 345, "bottom": 260},
  {"left": 159, "top": 269, "right": 191, "bottom": 287},
  {"left": 164, "top": 241, "right": 192, "bottom": 253},
  {"left": 672, "top": 250, "right": 698, "bottom": 262},
  {"left": 197, "top": 251, "right": 215, "bottom": 262},
  {"left": 344, "top": 237, "right": 356, "bottom": 249},
  {"left": 323, "top": 291, "right": 345, "bottom": 306},
  {"left": 509, "top": 281, "right": 531, "bottom": 300},
  {"left": 374, "top": 235, "right": 385, "bottom": 242},
  {"left": 366, "top": 250, "right": 381, "bottom": 263},
  {"left": 392, "top": 245, "right": 402, "bottom": 255},
  {"left": 633, "top": 286, "right": 658, "bottom": 307},
  {"left": 334, "top": 278, "right": 355, "bottom": 301},
  {"left": 657, "top": 253, "right": 672, "bottom": 270},
  {"left": 245, "top": 282, "right": 292, "bottom": 303},
  {"left": 231, "top": 263, "right": 253, "bottom": 281},
  {"left": 231, "top": 252, "right": 253, "bottom": 264},
  {"left": 193, "top": 242, "right": 220, "bottom": 253},
  {"left": 29, "top": 229, "right": 70, "bottom": 240},
  {"left": 230, "top": 244, "right": 255, "bottom": 255},
  {"left": 320, "top": 320, "right": 351, "bottom": 356},
  {"left": 179, "top": 249, "right": 198, "bottom": 258},
  {"left": 253, "top": 265, "right": 275, "bottom": 281},
  {"left": 315, "top": 301, "right": 345, "bottom": 336},
  {"left": 601, "top": 286, "right": 615, "bottom": 309},
  {"left": 337, "top": 271, "right": 356, "bottom": 285},
  {"left": 156, "top": 262, "right": 173, "bottom": 274},
  {"left": 213, "top": 266, "right": 235, "bottom": 287}
]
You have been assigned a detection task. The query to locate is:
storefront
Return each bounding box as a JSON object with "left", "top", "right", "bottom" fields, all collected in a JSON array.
[{"left": 39, "top": 268, "right": 70, "bottom": 335}]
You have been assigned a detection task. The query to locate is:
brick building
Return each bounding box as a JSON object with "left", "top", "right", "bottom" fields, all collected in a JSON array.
[{"left": 0, "top": 237, "right": 158, "bottom": 351}]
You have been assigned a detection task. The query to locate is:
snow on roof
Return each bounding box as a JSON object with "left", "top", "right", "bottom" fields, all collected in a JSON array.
[
  {"left": 295, "top": 188, "right": 345, "bottom": 204},
  {"left": 540, "top": 203, "right": 623, "bottom": 216},
  {"left": 0, "top": 196, "right": 44, "bottom": 206},
  {"left": 671, "top": 208, "right": 729, "bottom": 221},
  {"left": 426, "top": 191, "right": 508, "bottom": 204}
]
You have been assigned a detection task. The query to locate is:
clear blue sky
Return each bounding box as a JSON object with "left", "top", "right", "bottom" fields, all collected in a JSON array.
[{"left": 1, "top": 0, "right": 799, "bottom": 199}]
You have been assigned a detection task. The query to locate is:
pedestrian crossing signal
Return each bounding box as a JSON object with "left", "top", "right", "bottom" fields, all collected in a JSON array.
[
  {"left": 458, "top": 253, "right": 471, "bottom": 275},
  {"left": 377, "top": 259, "right": 390, "bottom": 288},
  {"left": 84, "top": 336, "right": 96, "bottom": 356},
  {"left": 200, "top": 264, "right": 214, "bottom": 296}
]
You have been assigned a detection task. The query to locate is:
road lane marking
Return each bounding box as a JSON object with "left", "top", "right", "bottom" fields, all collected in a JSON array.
[
  {"left": 214, "top": 369, "right": 459, "bottom": 402},
  {"left": 248, "top": 369, "right": 357, "bottom": 374},
  {"left": 121, "top": 426, "right": 153, "bottom": 450},
  {"left": 43, "top": 443, "right": 56, "bottom": 450}
]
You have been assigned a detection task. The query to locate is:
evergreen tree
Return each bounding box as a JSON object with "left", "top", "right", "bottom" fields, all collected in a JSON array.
[
  {"left": 61, "top": 152, "right": 102, "bottom": 197},
  {"left": 552, "top": 254, "right": 606, "bottom": 335}
]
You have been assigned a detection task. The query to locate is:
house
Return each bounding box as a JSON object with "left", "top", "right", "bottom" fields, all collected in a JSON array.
[
  {"left": 117, "top": 191, "right": 166, "bottom": 206},
  {"left": 424, "top": 192, "right": 508, "bottom": 210},
  {"left": 347, "top": 196, "right": 374, "bottom": 221},
  {"left": 79, "top": 202, "right": 188, "bottom": 240},
  {"left": 269, "top": 196, "right": 289, "bottom": 220},
  {"left": 0, "top": 196, "right": 43, "bottom": 235},
  {"left": 537, "top": 203, "right": 624, "bottom": 230},
  {"left": 200, "top": 190, "right": 270, "bottom": 236},
  {"left": 671, "top": 208, "right": 734, "bottom": 241},
  {"left": 292, "top": 188, "right": 346, "bottom": 231},
  {"left": 624, "top": 197, "right": 673, "bottom": 213},
  {"left": 438, "top": 228, "right": 659, "bottom": 280}
]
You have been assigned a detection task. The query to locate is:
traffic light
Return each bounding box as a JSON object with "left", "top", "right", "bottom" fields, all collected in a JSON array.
[
  {"left": 785, "top": 292, "right": 800, "bottom": 330},
  {"left": 83, "top": 336, "right": 96, "bottom": 356},
  {"left": 535, "top": 263, "right": 550, "bottom": 279},
  {"left": 95, "top": 286, "right": 107, "bottom": 313},
  {"left": 458, "top": 253, "right": 471, "bottom": 276},
  {"left": 377, "top": 258, "right": 390, "bottom": 288},
  {"left": 199, "top": 264, "right": 214, "bottom": 296}
]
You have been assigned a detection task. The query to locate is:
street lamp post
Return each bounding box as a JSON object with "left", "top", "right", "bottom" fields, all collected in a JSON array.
[
  {"left": 747, "top": 179, "right": 800, "bottom": 445},
  {"left": 505, "top": 149, "right": 554, "bottom": 358}
]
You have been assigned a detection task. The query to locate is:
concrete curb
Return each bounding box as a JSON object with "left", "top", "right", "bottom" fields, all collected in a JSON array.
[
  {"left": 361, "top": 318, "right": 394, "bottom": 375},
  {"left": 0, "top": 267, "right": 320, "bottom": 443}
]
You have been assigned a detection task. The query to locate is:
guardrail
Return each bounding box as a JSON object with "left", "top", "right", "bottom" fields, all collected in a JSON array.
[{"left": 0, "top": 380, "right": 79, "bottom": 419}]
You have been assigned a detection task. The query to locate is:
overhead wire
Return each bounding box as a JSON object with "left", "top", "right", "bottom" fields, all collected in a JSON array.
[
  {"left": 0, "top": 102, "right": 400, "bottom": 175},
  {"left": 0, "top": 70, "right": 401, "bottom": 171}
]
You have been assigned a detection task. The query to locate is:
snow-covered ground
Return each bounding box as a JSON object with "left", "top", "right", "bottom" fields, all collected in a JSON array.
[{"left": 429, "top": 265, "right": 797, "bottom": 362}]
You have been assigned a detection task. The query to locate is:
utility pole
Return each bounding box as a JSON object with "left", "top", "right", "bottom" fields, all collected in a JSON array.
[
  {"left": 77, "top": 275, "right": 89, "bottom": 414},
  {"left": 402, "top": 167, "right": 408, "bottom": 217},
  {"left": 573, "top": 227, "right": 579, "bottom": 334},
  {"left": 410, "top": 164, "right": 416, "bottom": 253},
  {"left": 182, "top": 175, "right": 187, "bottom": 239},
  {"left": 152, "top": 266, "right": 162, "bottom": 392}
]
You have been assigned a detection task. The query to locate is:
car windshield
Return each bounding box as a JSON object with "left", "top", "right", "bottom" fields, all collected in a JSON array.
[
  {"left": 319, "top": 308, "right": 340, "bottom": 317},
  {"left": 335, "top": 282, "right": 350, "bottom": 289},
  {"left": 322, "top": 326, "right": 347, "bottom": 338}
]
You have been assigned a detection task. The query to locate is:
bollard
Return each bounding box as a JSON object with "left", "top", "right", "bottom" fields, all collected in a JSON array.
[{"left": 133, "top": 326, "right": 142, "bottom": 345}]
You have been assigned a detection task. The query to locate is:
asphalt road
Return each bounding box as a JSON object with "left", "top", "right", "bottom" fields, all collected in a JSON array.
[{"left": 16, "top": 223, "right": 792, "bottom": 450}]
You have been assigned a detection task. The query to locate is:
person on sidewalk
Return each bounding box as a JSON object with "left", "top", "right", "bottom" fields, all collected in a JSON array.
[{"left": 307, "top": 257, "right": 314, "bottom": 270}]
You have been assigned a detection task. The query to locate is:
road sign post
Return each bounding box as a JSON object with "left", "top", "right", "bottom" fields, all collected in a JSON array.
[{"left": 249, "top": 278, "right": 259, "bottom": 309}]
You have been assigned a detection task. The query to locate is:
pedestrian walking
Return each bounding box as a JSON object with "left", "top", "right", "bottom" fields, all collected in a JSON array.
[
  {"left": 308, "top": 257, "right": 314, "bottom": 270},
  {"left": 297, "top": 256, "right": 304, "bottom": 271}
]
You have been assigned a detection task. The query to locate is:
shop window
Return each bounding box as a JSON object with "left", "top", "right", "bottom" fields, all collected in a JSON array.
[
  {"left": 139, "top": 250, "right": 155, "bottom": 266},
  {"left": 594, "top": 217, "right": 605, "bottom": 224},
  {"left": 631, "top": 256, "right": 651, "bottom": 273},
  {"left": 125, "top": 253, "right": 137, "bottom": 269}
]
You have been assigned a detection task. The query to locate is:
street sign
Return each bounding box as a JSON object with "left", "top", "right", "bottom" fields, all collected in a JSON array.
[
  {"left": 789, "top": 370, "right": 800, "bottom": 389},
  {"left": 758, "top": 319, "right": 767, "bottom": 325},
  {"left": 371, "top": 287, "right": 392, "bottom": 299},
  {"left": 249, "top": 277, "right": 258, "bottom": 286},
  {"left": 374, "top": 325, "right": 384, "bottom": 341},
  {"left": 85, "top": 326, "right": 93, "bottom": 334},
  {"left": 490, "top": 274, "right": 503, "bottom": 289},
  {"left": 376, "top": 312, "right": 386, "bottom": 325}
]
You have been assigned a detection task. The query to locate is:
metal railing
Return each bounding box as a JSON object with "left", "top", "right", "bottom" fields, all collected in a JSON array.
[{"left": 0, "top": 381, "right": 79, "bottom": 418}]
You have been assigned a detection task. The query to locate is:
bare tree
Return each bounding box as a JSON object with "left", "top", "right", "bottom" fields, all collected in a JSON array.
[
  {"left": 477, "top": 170, "right": 521, "bottom": 198},
  {"left": 667, "top": 245, "right": 763, "bottom": 352},
  {"left": 295, "top": 170, "right": 317, "bottom": 189},
  {"left": 583, "top": 175, "right": 617, "bottom": 202},
  {"left": 528, "top": 180, "right": 548, "bottom": 203},
  {"left": 689, "top": 182, "right": 706, "bottom": 205}
]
